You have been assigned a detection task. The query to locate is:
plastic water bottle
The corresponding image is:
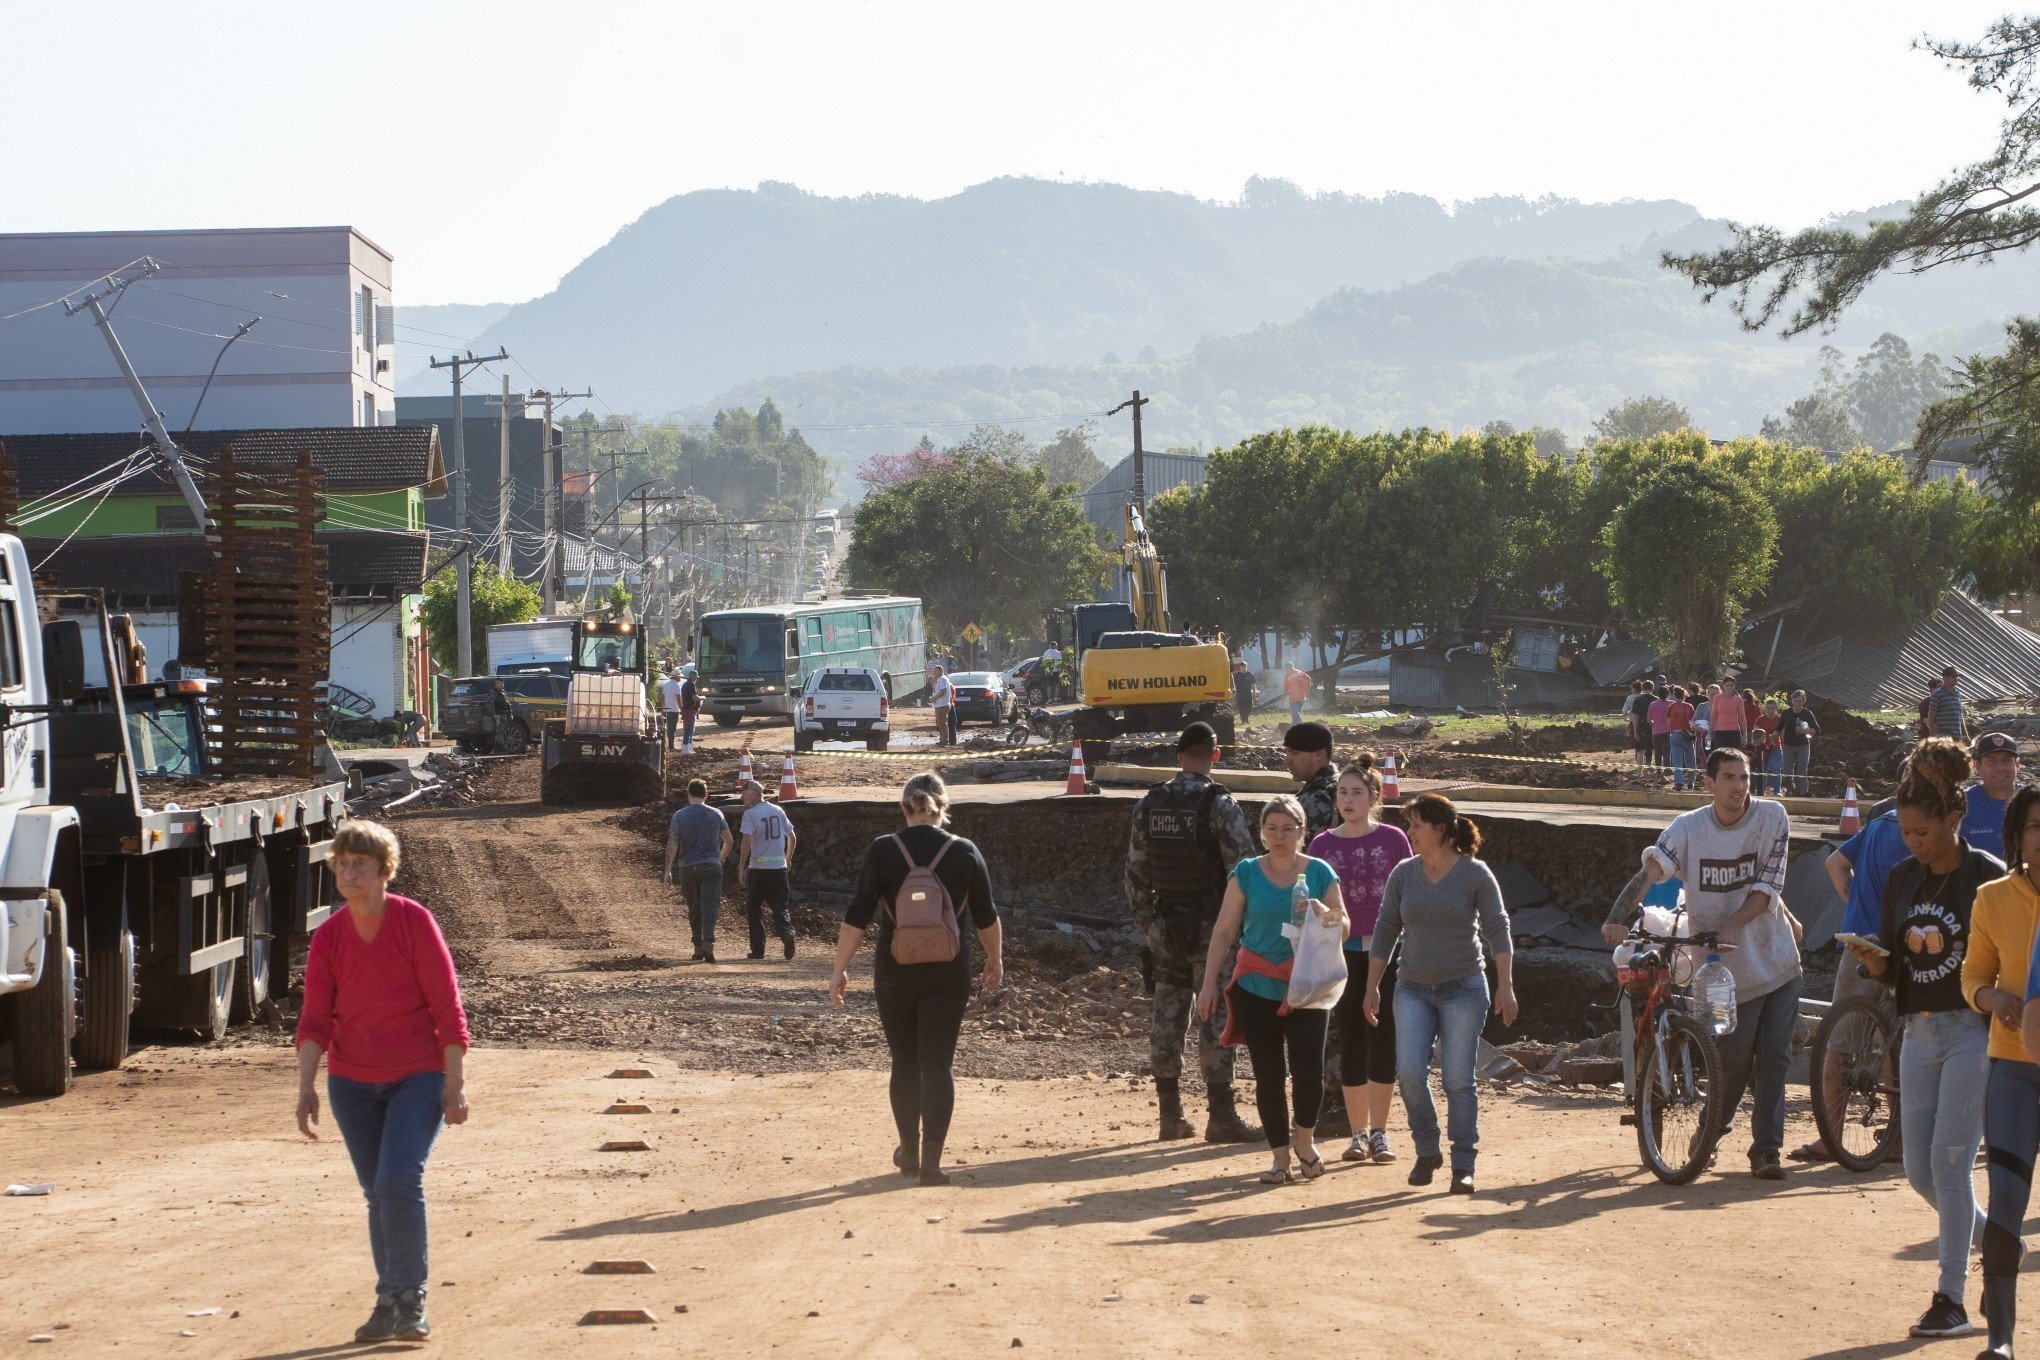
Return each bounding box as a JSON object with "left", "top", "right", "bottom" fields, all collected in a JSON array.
[{"left": 1692, "top": 952, "right": 1738, "bottom": 1036}]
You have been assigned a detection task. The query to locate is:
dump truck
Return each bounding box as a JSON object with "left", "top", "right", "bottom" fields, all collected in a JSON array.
[
  {"left": 1048, "top": 504, "right": 1234, "bottom": 762},
  {"left": 0, "top": 560, "right": 347, "bottom": 1096},
  {"left": 538, "top": 614, "right": 665, "bottom": 804}
]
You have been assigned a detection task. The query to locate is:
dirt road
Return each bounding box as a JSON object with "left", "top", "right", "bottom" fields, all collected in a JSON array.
[
  {"left": 1, "top": 1042, "right": 1957, "bottom": 1358},
  {"left": 0, "top": 723, "right": 1966, "bottom": 1356}
]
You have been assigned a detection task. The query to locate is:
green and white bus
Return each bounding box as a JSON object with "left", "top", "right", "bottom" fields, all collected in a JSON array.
[{"left": 696, "top": 596, "right": 925, "bottom": 725}]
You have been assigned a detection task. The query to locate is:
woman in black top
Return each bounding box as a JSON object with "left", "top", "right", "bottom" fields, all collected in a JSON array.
[
  {"left": 1843, "top": 738, "right": 2004, "bottom": 1339},
  {"left": 830, "top": 773, "right": 1003, "bottom": 1186}
]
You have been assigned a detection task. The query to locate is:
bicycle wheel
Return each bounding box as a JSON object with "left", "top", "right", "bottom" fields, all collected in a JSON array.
[
  {"left": 1637, "top": 1011, "right": 1725, "bottom": 1184},
  {"left": 1810, "top": 993, "right": 1901, "bottom": 1172}
]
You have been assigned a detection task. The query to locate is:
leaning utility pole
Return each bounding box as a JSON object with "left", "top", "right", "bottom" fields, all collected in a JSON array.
[
  {"left": 429, "top": 348, "right": 510, "bottom": 676},
  {"left": 526, "top": 387, "right": 591, "bottom": 612},
  {"left": 64, "top": 257, "right": 211, "bottom": 530},
  {"left": 1107, "top": 389, "right": 1150, "bottom": 512}
]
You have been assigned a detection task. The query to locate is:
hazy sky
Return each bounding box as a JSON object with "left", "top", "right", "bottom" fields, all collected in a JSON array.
[{"left": 1, "top": 1, "right": 2016, "bottom": 305}]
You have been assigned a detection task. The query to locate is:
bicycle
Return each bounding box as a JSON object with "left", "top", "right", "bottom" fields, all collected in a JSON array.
[
  {"left": 1614, "top": 924, "right": 1730, "bottom": 1184},
  {"left": 1807, "top": 984, "right": 1902, "bottom": 1172}
]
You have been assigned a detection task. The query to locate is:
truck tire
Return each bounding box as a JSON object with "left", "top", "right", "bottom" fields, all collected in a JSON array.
[
  {"left": 866, "top": 732, "right": 890, "bottom": 752},
  {"left": 11, "top": 893, "right": 75, "bottom": 1095},
  {"left": 231, "top": 856, "right": 272, "bottom": 1025},
  {"left": 793, "top": 730, "right": 814, "bottom": 753},
  {"left": 1213, "top": 712, "right": 1237, "bottom": 747},
  {"left": 78, "top": 927, "right": 135, "bottom": 1071},
  {"left": 167, "top": 959, "right": 236, "bottom": 1043},
  {"left": 712, "top": 713, "right": 741, "bottom": 728}
]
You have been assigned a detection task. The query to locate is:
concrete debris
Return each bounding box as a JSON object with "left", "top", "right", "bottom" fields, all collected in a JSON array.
[
  {"left": 1476, "top": 1038, "right": 1525, "bottom": 1083},
  {"left": 1493, "top": 861, "right": 1550, "bottom": 913}
]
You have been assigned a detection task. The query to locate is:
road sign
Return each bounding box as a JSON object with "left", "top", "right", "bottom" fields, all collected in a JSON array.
[{"left": 961, "top": 622, "right": 982, "bottom": 644}]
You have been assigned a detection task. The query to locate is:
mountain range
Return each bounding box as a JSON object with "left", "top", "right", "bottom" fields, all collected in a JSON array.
[{"left": 396, "top": 178, "right": 2040, "bottom": 471}]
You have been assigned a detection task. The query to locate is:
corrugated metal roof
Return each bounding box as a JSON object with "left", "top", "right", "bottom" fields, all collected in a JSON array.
[
  {"left": 1767, "top": 589, "right": 2040, "bottom": 707},
  {"left": 0, "top": 427, "right": 445, "bottom": 498}
]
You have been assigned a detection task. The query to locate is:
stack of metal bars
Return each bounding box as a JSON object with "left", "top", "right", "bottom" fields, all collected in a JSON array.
[{"left": 198, "top": 447, "right": 329, "bottom": 777}]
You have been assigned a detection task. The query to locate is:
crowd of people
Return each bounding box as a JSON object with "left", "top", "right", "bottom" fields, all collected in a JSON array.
[
  {"left": 290, "top": 683, "right": 2040, "bottom": 1353},
  {"left": 1621, "top": 676, "right": 1822, "bottom": 795}
]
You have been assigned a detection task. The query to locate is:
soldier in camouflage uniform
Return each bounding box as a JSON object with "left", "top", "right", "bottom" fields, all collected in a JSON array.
[
  {"left": 1285, "top": 721, "right": 1339, "bottom": 840},
  {"left": 1125, "top": 722, "right": 1258, "bottom": 1142}
]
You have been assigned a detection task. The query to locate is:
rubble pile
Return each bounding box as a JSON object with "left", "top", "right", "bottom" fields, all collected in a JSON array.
[{"left": 349, "top": 751, "right": 490, "bottom": 816}]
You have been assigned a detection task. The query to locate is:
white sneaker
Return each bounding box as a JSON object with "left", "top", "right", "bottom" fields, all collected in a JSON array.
[{"left": 1341, "top": 1133, "right": 1370, "bottom": 1163}]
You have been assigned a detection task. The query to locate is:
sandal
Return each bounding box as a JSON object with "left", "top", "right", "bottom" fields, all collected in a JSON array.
[
  {"left": 1296, "top": 1151, "right": 1326, "bottom": 1181},
  {"left": 1259, "top": 1162, "right": 1294, "bottom": 1185}
]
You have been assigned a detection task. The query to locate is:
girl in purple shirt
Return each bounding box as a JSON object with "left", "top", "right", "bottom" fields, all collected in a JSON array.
[{"left": 1308, "top": 755, "right": 1413, "bottom": 1164}]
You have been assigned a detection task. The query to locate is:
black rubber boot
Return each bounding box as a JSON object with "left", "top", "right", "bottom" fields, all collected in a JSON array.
[
  {"left": 1155, "top": 1078, "right": 1195, "bottom": 1140},
  {"left": 1202, "top": 1084, "right": 1258, "bottom": 1144},
  {"left": 1979, "top": 1275, "right": 2016, "bottom": 1359}
]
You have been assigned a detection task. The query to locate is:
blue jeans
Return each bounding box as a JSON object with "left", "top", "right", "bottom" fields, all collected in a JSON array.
[
  {"left": 1983, "top": 1058, "right": 2040, "bottom": 1279},
  {"left": 1782, "top": 743, "right": 1811, "bottom": 796},
  {"left": 1714, "top": 975, "right": 1802, "bottom": 1157},
  {"left": 1900, "top": 1009, "right": 1990, "bottom": 1300},
  {"left": 1394, "top": 972, "right": 1489, "bottom": 1172},
  {"left": 328, "top": 1070, "right": 446, "bottom": 1297},
  {"left": 1287, "top": 700, "right": 1304, "bottom": 726},
  {"left": 1762, "top": 746, "right": 1783, "bottom": 796},
  {"left": 1668, "top": 732, "right": 1695, "bottom": 790}
]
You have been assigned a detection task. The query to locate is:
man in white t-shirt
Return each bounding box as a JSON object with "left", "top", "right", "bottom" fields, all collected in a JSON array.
[
  {"left": 930, "top": 669, "right": 956, "bottom": 746},
  {"left": 738, "top": 780, "right": 799, "bottom": 960},
  {"left": 1612, "top": 744, "right": 1803, "bottom": 1180},
  {"left": 658, "top": 669, "right": 684, "bottom": 750}
]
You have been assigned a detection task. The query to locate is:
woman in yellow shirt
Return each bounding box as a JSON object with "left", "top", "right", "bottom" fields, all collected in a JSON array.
[{"left": 1963, "top": 785, "right": 2040, "bottom": 1360}]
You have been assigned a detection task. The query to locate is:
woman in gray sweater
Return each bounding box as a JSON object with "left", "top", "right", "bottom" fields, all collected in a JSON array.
[{"left": 1364, "top": 793, "right": 1515, "bottom": 1194}]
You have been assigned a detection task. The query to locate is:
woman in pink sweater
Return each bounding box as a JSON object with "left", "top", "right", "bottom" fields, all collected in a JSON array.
[{"left": 295, "top": 821, "right": 470, "bottom": 1345}]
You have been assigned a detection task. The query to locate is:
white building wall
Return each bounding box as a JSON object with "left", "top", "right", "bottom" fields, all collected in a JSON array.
[
  {"left": 0, "top": 226, "right": 395, "bottom": 435},
  {"left": 329, "top": 602, "right": 404, "bottom": 717}
]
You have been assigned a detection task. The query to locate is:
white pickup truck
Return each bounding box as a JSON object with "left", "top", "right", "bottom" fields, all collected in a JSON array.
[{"left": 792, "top": 666, "right": 890, "bottom": 752}]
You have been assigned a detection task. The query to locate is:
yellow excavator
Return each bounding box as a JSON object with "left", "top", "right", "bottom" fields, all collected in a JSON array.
[{"left": 1051, "top": 503, "right": 1234, "bottom": 761}]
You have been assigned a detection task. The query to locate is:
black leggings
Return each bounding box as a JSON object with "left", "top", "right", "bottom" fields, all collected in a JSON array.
[
  {"left": 1334, "top": 948, "right": 1396, "bottom": 1088},
  {"left": 874, "top": 968, "right": 970, "bottom": 1169},
  {"left": 1984, "top": 1057, "right": 2040, "bottom": 1277},
  {"left": 1230, "top": 986, "right": 1328, "bottom": 1148}
]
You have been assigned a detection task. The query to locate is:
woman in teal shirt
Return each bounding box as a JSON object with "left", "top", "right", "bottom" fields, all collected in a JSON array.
[{"left": 1198, "top": 795, "right": 1347, "bottom": 1184}]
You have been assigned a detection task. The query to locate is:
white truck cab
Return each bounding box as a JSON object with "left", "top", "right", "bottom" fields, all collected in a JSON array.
[{"left": 792, "top": 666, "right": 890, "bottom": 753}]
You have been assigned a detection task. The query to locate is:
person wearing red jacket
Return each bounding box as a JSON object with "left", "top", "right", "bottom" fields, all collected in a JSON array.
[{"left": 295, "top": 820, "right": 470, "bottom": 1346}]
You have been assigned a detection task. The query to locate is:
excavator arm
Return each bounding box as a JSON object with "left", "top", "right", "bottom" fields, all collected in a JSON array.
[{"left": 1122, "top": 505, "right": 1170, "bottom": 633}]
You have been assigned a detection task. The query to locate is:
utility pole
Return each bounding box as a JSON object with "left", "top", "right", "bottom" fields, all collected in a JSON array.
[
  {"left": 429, "top": 348, "right": 510, "bottom": 677},
  {"left": 493, "top": 374, "right": 512, "bottom": 573},
  {"left": 64, "top": 257, "right": 211, "bottom": 530},
  {"left": 1107, "top": 389, "right": 1150, "bottom": 512},
  {"left": 526, "top": 387, "right": 591, "bottom": 612}
]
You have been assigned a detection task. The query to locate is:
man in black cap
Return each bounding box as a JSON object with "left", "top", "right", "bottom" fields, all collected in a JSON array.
[
  {"left": 1125, "top": 721, "right": 1257, "bottom": 1142},
  {"left": 1284, "top": 720, "right": 1339, "bottom": 839},
  {"left": 1967, "top": 730, "right": 2024, "bottom": 861}
]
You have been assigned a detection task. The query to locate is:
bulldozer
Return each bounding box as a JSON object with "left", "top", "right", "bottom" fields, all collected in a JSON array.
[
  {"left": 1051, "top": 503, "right": 1234, "bottom": 763},
  {"left": 538, "top": 612, "right": 666, "bottom": 804}
]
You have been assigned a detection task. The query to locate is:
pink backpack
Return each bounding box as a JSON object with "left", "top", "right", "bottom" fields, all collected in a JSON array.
[{"left": 887, "top": 833, "right": 960, "bottom": 964}]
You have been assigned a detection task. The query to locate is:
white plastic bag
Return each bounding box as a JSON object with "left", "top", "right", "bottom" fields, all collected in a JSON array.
[{"left": 1284, "top": 898, "right": 1349, "bottom": 1011}]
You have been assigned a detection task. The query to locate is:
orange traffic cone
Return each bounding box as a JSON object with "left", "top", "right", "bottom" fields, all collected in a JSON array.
[
  {"left": 1064, "top": 744, "right": 1090, "bottom": 796},
  {"left": 737, "top": 746, "right": 753, "bottom": 785},
  {"left": 778, "top": 752, "right": 800, "bottom": 802},
  {"left": 1382, "top": 748, "right": 1401, "bottom": 801},
  {"left": 1838, "top": 775, "right": 1860, "bottom": 835}
]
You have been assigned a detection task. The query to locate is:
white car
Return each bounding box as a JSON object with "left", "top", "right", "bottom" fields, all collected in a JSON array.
[{"left": 793, "top": 666, "right": 891, "bottom": 752}]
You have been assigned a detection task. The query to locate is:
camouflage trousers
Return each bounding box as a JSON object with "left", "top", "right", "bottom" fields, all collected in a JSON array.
[{"left": 1145, "top": 917, "right": 1237, "bottom": 1088}]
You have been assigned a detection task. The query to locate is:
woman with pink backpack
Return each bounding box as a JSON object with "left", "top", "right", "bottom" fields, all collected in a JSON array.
[{"left": 829, "top": 773, "right": 1003, "bottom": 1185}]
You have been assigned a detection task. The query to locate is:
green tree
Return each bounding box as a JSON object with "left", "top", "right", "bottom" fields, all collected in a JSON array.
[
  {"left": 844, "top": 451, "right": 1109, "bottom": 637},
  {"left": 1662, "top": 14, "right": 2040, "bottom": 591},
  {"left": 1592, "top": 395, "right": 1692, "bottom": 442},
  {"left": 1850, "top": 333, "right": 1946, "bottom": 450},
  {"left": 1760, "top": 392, "right": 1860, "bottom": 451},
  {"left": 421, "top": 559, "right": 542, "bottom": 676},
  {"left": 1600, "top": 460, "right": 1777, "bottom": 675},
  {"left": 1032, "top": 424, "right": 1107, "bottom": 489}
]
